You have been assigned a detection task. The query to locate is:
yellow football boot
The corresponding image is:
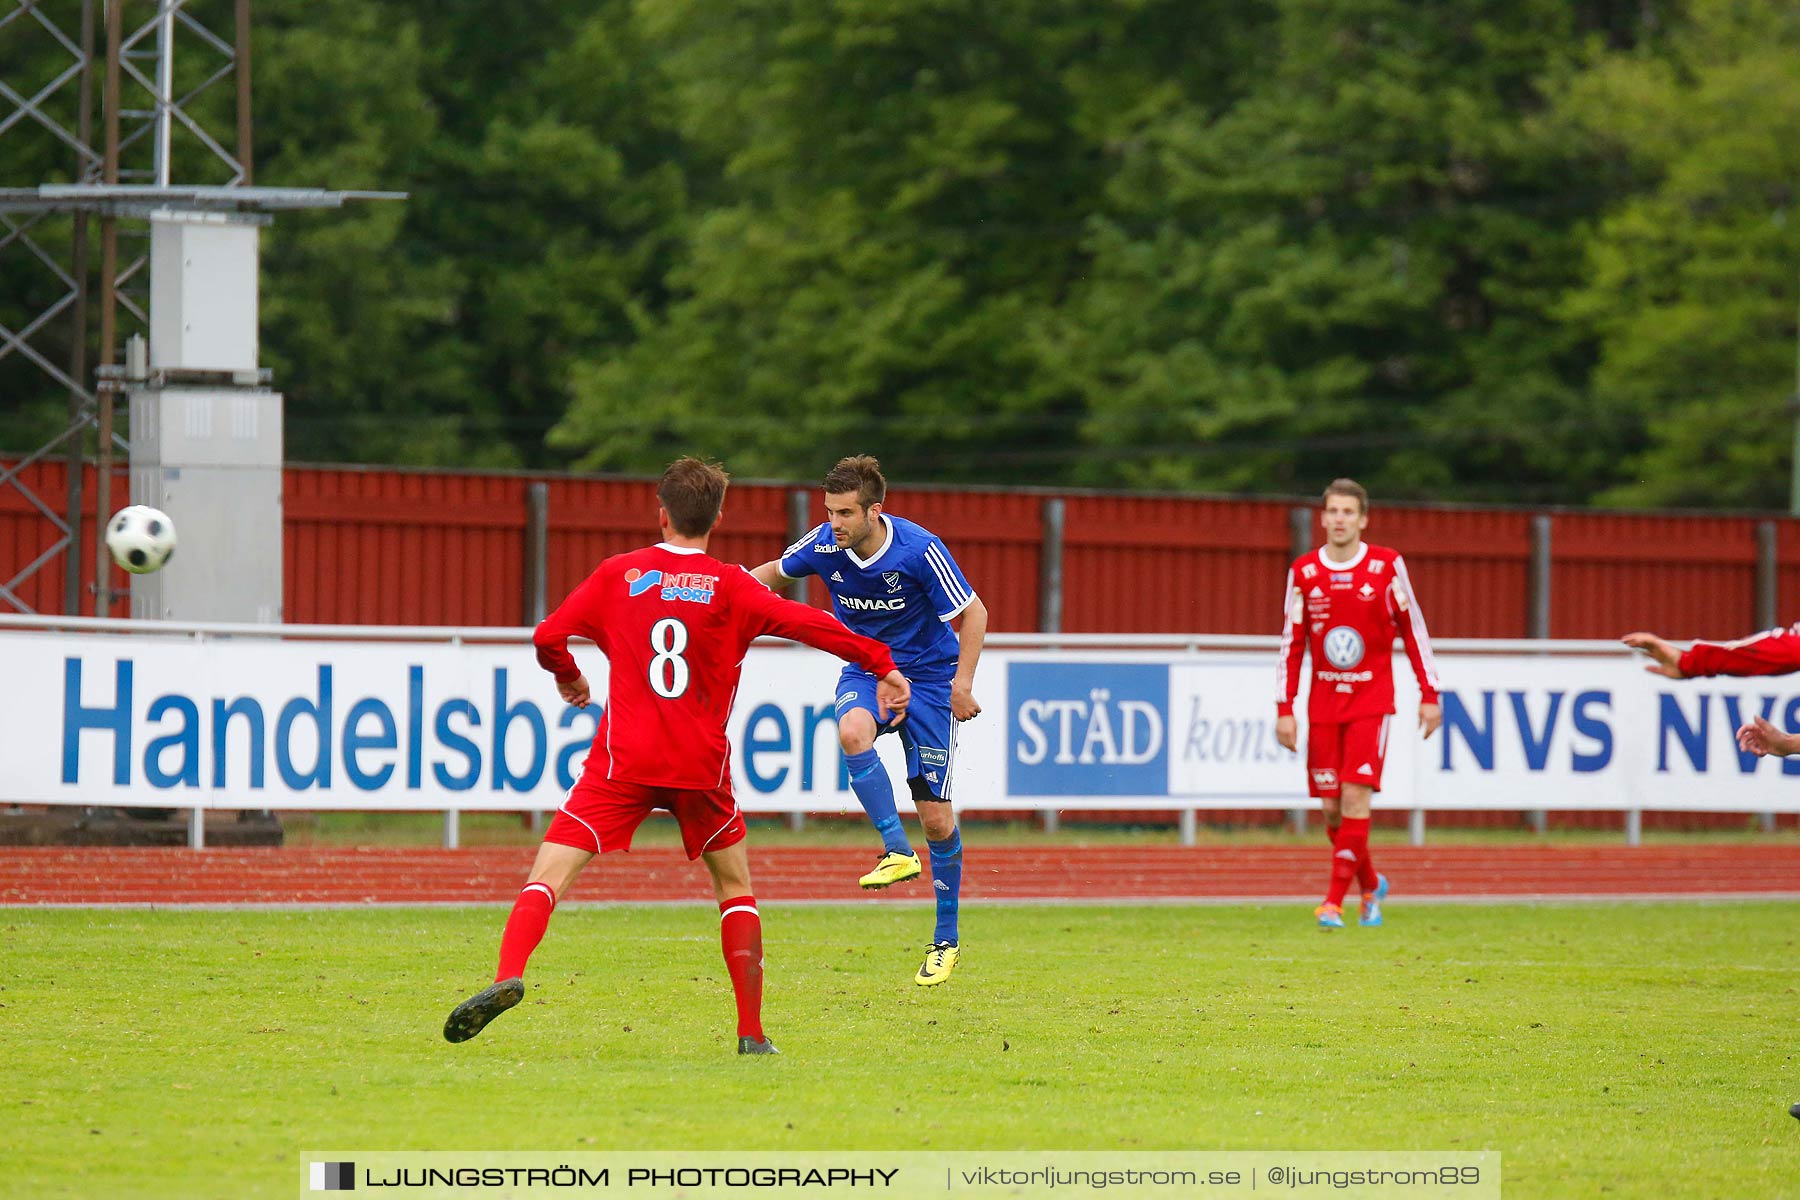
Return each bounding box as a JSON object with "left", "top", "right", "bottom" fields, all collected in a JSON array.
[{"left": 858, "top": 850, "right": 922, "bottom": 890}]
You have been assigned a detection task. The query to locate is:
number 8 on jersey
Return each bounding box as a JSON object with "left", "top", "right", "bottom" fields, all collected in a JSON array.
[{"left": 649, "top": 617, "right": 690, "bottom": 699}]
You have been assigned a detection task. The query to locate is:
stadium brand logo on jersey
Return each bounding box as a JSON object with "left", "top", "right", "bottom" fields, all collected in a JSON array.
[
  {"left": 1323, "top": 626, "right": 1365, "bottom": 669},
  {"left": 1358, "top": 583, "right": 1377, "bottom": 601},
  {"left": 812, "top": 542, "right": 840, "bottom": 554},
  {"left": 917, "top": 746, "right": 949, "bottom": 768},
  {"left": 625, "top": 568, "right": 663, "bottom": 597},
  {"left": 839, "top": 596, "right": 905, "bottom": 613},
  {"left": 884, "top": 572, "right": 902, "bottom": 592}
]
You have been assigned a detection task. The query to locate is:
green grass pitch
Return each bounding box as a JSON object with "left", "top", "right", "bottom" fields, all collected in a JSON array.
[{"left": 3, "top": 902, "right": 1796, "bottom": 1198}]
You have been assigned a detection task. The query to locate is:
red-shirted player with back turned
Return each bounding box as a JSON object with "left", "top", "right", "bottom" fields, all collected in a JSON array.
[
  {"left": 443, "top": 457, "right": 909, "bottom": 1054},
  {"left": 1275, "top": 479, "right": 1442, "bottom": 930}
]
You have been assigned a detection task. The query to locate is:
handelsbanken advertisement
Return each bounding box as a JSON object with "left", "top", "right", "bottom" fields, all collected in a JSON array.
[{"left": 2, "top": 630, "right": 1796, "bottom": 812}]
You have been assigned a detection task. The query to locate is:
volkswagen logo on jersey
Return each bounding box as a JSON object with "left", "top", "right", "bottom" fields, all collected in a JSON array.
[{"left": 1323, "top": 625, "right": 1365, "bottom": 668}]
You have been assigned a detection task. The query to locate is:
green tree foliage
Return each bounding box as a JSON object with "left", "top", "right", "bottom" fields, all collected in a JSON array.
[
  {"left": 555, "top": 0, "right": 1648, "bottom": 497},
  {"left": 555, "top": 0, "right": 1115, "bottom": 482},
  {"left": 3, "top": 0, "right": 1797, "bottom": 508},
  {"left": 1557, "top": 0, "right": 1800, "bottom": 507},
  {"left": 254, "top": 0, "right": 685, "bottom": 467},
  {"left": 1042, "top": 0, "right": 1622, "bottom": 500},
  {"left": 252, "top": 0, "right": 467, "bottom": 464}
]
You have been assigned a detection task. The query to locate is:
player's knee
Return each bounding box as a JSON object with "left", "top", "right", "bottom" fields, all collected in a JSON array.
[
  {"left": 838, "top": 711, "right": 877, "bottom": 754},
  {"left": 702, "top": 849, "right": 752, "bottom": 898},
  {"left": 910, "top": 777, "right": 953, "bottom": 835}
]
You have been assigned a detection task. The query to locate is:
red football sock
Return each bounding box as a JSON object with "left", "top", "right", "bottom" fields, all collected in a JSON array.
[
  {"left": 718, "top": 896, "right": 764, "bottom": 1040},
  {"left": 1356, "top": 825, "right": 1379, "bottom": 891},
  {"left": 1332, "top": 817, "right": 1379, "bottom": 891},
  {"left": 1326, "top": 818, "right": 1370, "bottom": 907},
  {"left": 495, "top": 881, "right": 556, "bottom": 981}
]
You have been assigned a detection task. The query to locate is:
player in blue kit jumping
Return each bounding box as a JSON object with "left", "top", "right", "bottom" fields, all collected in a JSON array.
[{"left": 752, "top": 455, "right": 987, "bottom": 986}]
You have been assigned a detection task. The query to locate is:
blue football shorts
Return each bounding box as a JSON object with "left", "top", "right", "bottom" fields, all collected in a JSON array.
[{"left": 834, "top": 665, "right": 958, "bottom": 801}]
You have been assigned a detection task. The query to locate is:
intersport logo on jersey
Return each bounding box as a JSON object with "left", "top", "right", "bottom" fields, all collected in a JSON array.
[{"left": 625, "top": 568, "right": 716, "bottom": 603}]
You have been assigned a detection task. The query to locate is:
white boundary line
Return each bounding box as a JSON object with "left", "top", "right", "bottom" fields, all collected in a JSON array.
[{"left": 11, "top": 892, "right": 1800, "bottom": 911}]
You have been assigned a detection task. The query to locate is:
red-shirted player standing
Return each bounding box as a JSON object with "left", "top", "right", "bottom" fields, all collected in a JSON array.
[
  {"left": 1275, "top": 479, "right": 1442, "bottom": 930},
  {"left": 1623, "top": 624, "right": 1800, "bottom": 757},
  {"left": 443, "top": 458, "right": 909, "bottom": 1054}
]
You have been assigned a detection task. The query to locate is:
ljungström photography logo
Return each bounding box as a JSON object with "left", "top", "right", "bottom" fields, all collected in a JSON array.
[{"left": 309, "top": 1161, "right": 355, "bottom": 1191}]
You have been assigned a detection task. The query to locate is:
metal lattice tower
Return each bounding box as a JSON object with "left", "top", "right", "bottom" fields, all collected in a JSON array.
[
  {"left": 2, "top": 1, "right": 394, "bottom": 619},
  {"left": 1, "top": 0, "right": 253, "bottom": 616}
]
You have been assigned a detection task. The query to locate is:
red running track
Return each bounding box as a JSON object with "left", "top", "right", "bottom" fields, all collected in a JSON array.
[{"left": 2, "top": 845, "right": 1797, "bottom": 905}]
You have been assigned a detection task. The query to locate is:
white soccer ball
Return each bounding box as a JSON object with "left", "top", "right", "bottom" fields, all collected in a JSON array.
[{"left": 105, "top": 505, "right": 178, "bottom": 575}]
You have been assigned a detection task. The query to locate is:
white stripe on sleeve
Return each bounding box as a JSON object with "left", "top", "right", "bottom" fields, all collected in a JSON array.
[
  {"left": 1391, "top": 555, "right": 1440, "bottom": 691},
  {"left": 1275, "top": 568, "right": 1300, "bottom": 705},
  {"left": 925, "top": 542, "right": 971, "bottom": 608},
  {"left": 782, "top": 523, "right": 826, "bottom": 561}
]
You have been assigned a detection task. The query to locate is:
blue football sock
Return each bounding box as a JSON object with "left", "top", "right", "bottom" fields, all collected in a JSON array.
[
  {"left": 845, "top": 748, "right": 911, "bottom": 856},
  {"left": 927, "top": 828, "right": 963, "bottom": 945}
]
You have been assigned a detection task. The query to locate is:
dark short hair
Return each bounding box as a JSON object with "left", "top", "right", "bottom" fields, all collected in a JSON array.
[
  {"left": 658, "top": 457, "right": 729, "bottom": 536},
  {"left": 1323, "top": 478, "right": 1368, "bottom": 515},
  {"left": 822, "top": 455, "right": 886, "bottom": 510}
]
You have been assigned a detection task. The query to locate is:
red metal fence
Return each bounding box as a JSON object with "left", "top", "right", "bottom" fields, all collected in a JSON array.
[
  {"left": 0, "top": 457, "right": 130, "bottom": 616},
  {"left": 5, "top": 458, "right": 1797, "bottom": 639}
]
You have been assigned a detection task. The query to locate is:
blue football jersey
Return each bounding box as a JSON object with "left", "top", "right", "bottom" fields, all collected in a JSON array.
[{"left": 778, "top": 514, "right": 976, "bottom": 680}]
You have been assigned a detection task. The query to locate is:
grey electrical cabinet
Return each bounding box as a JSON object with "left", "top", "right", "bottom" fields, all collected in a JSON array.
[{"left": 127, "top": 385, "right": 283, "bottom": 624}]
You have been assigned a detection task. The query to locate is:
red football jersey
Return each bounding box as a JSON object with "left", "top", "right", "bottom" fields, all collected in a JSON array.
[
  {"left": 1277, "top": 542, "right": 1440, "bottom": 723},
  {"left": 1678, "top": 623, "right": 1800, "bottom": 677},
  {"left": 533, "top": 543, "right": 898, "bottom": 790}
]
